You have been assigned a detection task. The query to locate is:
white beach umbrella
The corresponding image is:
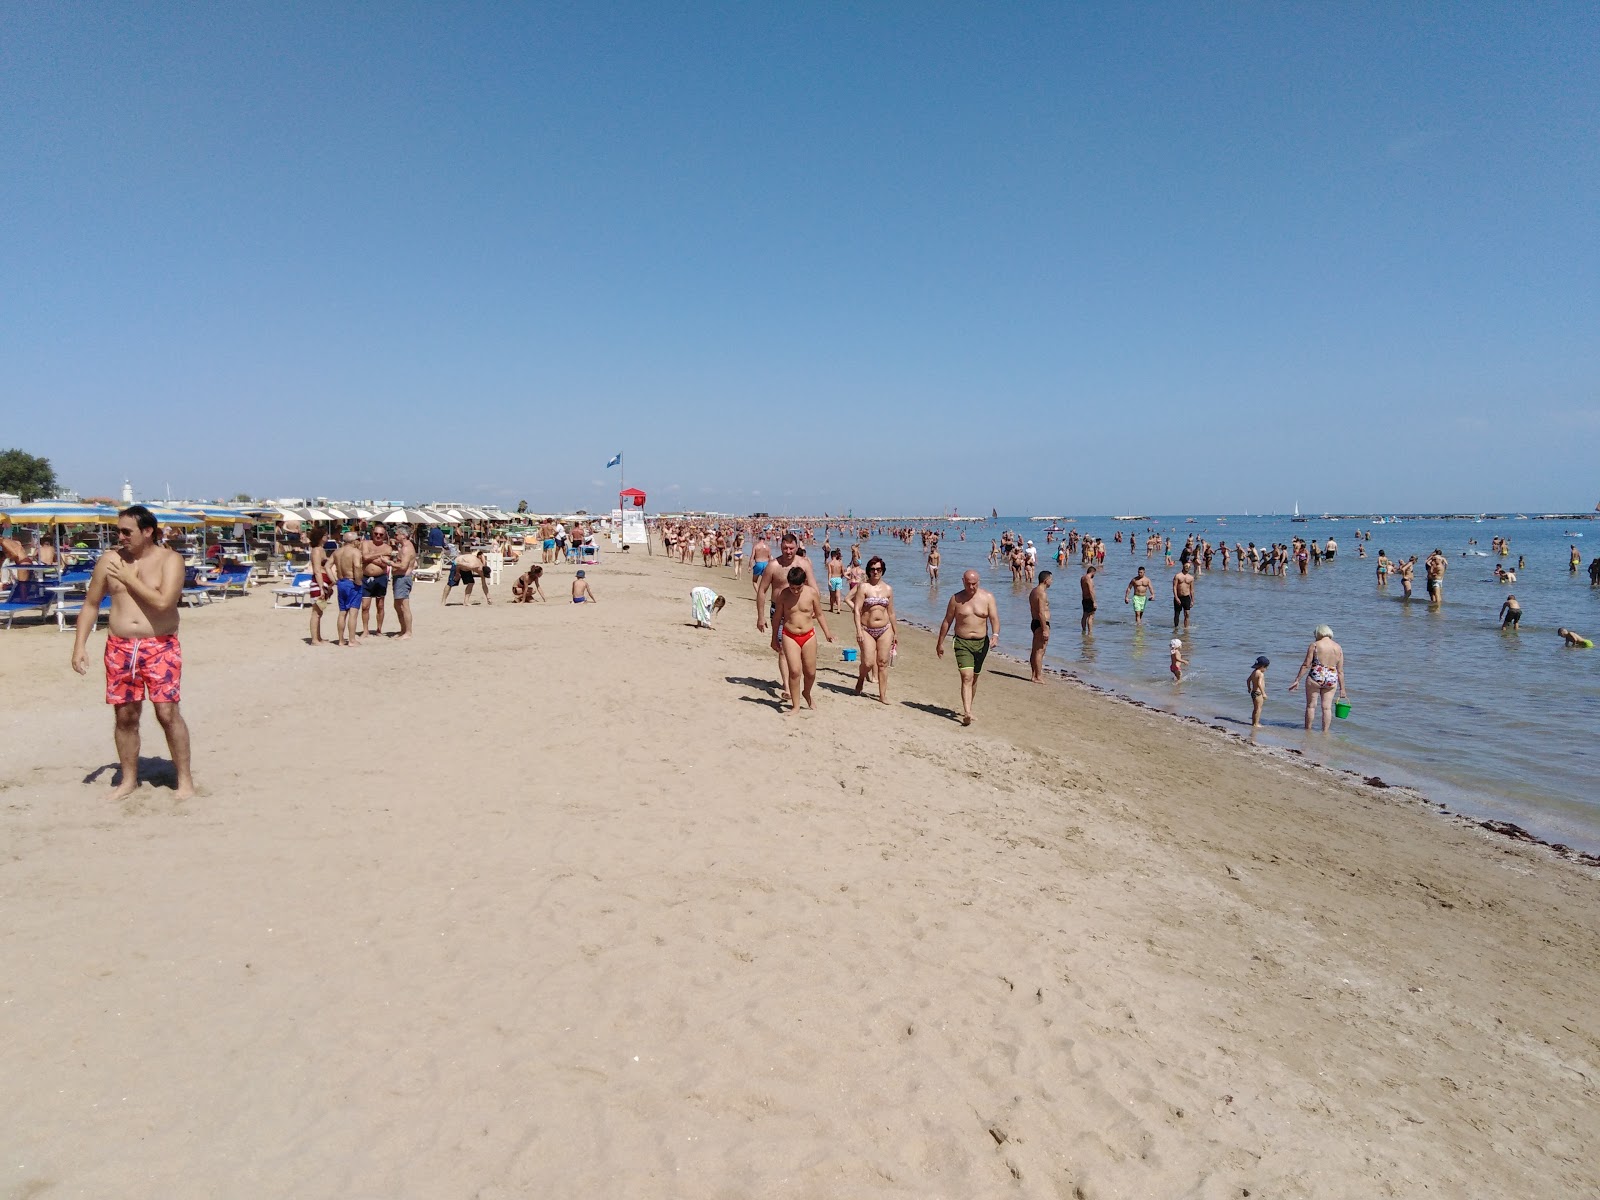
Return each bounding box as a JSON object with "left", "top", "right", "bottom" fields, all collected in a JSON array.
[{"left": 381, "top": 508, "right": 436, "bottom": 524}]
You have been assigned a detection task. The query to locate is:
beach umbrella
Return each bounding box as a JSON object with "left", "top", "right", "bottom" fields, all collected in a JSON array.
[
  {"left": 0, "top": 499, "right": 121, "bottom": 562},
  {"left": 0, "top": 500, "right": 119, "bottom": 526},
  {"left": 381, "top": 508, "right": 437, "bottom": 524}
]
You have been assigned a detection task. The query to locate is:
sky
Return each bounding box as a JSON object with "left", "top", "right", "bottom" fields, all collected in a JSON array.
[{"left": 2, "top": 3, "right": 1596, "bottom": 516}]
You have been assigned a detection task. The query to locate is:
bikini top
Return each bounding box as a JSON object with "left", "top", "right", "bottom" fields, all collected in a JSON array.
[{"left": 862, "top": 595, "right": 889, "bottom": 608}]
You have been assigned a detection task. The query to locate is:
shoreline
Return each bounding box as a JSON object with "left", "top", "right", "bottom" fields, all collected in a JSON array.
[
  {"left": 895, "top": 615, "right": 1600, "bottom": 873},
  {"left": 4, "top": 549, "right": 1597, "bottom": 1196}
]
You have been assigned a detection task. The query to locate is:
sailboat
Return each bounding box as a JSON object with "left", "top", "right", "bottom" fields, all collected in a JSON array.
[{"left": 1291, "top": 501, "right": 1307, "bottom": 524}]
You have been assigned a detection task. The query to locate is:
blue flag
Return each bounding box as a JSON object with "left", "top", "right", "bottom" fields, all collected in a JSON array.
[{"left": 605, "top": 453, "right": 622, "bottom": 469}]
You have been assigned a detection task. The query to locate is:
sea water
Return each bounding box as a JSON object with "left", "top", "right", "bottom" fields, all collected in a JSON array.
[{"left": 820, "top": 516, "right": 1600, "bottom": 854}]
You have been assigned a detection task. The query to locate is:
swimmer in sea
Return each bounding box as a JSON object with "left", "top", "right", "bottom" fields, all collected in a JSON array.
[
  {"left": 1124, "top": 566, "right": 1154, "bottom": 625},
  {"left": 1169, "top": 638, "right": 1186, "bottom": 681},
  {"left": 1557, "top": 627, "right": 1593, "bottom": 648},
  {"left": 1498, "top": 594, "right": 1520, "bottom": 630}
]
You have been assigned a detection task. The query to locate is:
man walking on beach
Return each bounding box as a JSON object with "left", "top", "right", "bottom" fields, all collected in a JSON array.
[
  {"left": 756, "top": 533, "right": 816, "bottom": 700},
  {"left": 1124, "top": 566, "right": 1154, "bottom": 625},
  {"left": 1426, "top": 549, "right": 1447, "bottom": 605},
  {"left": 70, "top": 504, "right": 195, "bottom": 801},
  {"left": 1172, "top": 563, "right": 1195, "bottom": 629},
  {"left": 1080, "top": 564, "right": 1098, "bottom": 635},
  {"left": 1027, "top": 570, "right": 1052, "bottom": 683},
  {"left": 936, "top": 569, "right": 999, "bottom": 727}
]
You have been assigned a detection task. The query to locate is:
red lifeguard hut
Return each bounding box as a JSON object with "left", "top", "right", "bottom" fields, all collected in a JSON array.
[{"left": 619, "top": 488, "right": 646, "bottom": 508}]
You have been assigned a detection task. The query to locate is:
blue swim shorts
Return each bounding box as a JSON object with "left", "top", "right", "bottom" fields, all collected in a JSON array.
[{"left": 337, "top": 578, "right": 362, "bottom": 611}]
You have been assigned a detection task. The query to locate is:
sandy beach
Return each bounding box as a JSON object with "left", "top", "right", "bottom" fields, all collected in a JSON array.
[{"left": 3, "top": 551, "right": 1597, "bottom": 1198}]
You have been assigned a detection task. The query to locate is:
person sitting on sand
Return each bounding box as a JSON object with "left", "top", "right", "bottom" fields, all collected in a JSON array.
[
  {"left": 571, "top": 570, "right": 596, "bottom": 604},
  {"left": 1247, "top": 655, "right": 1269, "bottom": 726},
  {"left": 1557, "top": 627, "right": 1593, "bottom": 648},
  {"left": 512, "top": 564, "right": 546, "bottom": 603},
  {"left": 774, "top": 565, "right": 831, "bottom": 715},
  {"left": 690, "top": 585, "right": 725, "bottom": 628}
]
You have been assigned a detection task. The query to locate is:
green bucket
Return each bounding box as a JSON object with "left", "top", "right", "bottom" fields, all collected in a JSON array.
[{"left": 1334, "top": 700, "right": 1352, "bottom": 719}]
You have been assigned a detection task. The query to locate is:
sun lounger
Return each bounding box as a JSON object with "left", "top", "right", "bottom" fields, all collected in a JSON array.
[
  {"left": 55, "top": 595, "right": 111, "bottom": 631},
  {"left": 273, "top": 573, "right": 315, "bottom": 608},
  {"left": 0, "top": 579, "right": 52, "bottom": 630}
]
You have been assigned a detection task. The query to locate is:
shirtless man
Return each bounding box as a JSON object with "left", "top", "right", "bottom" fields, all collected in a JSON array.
[
  {"left": 1425, "top": 549, "right": 1447, "bottom": 604},
  {"left": 755, "top": 533, "right": 817, "bottom": 699},
  {"left": 1027, "top": 570, "right": 1052, "bottom": 683},
  {"left": 1080, "top": 564, "right": 1098, "bottom": 634},
  {"left": 359, "top": 526, "right": 396, "bottom": 637},
  {"left": 308, "top": 530, "right": 338, "bottom": 645},
  {"left": 70, "top": 505, "right": 194, "bottom": 800},
  {"left": 750, "top": 533, "right": 772, "bottom": 599},
  {"left": 773, "top": 565, "right": 832, "bottom": 716},
  {"left": 936, "top": 569, "right": 1000, "bottom": 727},
  {"left": 442, "top": 549, "right": 490, "bottom": 605},
  {"left": 538, "top": 517, "right": 556, "bottom": 565},
  {"left": 927, "top": 541, "right": 941, "bottom": 583},
  {"left": 1172, "top": 564, "right": 1195, "bottom": 629},
  {"left": 1124, "top": 566, "right": 1155, "bottom": 625},
  {"left": 330, "top": 532, "right": 365, "bottom": 645},
  {"left": 390, "top": 526, "right": 417, "bottom": 639}
]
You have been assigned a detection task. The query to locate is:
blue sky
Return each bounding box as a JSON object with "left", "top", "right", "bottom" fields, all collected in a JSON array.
[{"left": 3, "top": 3, "right": 1595, "bottom": 515}]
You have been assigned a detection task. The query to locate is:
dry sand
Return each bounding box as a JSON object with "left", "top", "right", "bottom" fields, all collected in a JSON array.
[{"left": 3, "top": 550, "right": 1597, "bottom": 1198}]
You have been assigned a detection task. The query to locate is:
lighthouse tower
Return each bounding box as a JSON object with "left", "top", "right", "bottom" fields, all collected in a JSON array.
[{"left": 121, "top": 479, "right": 133, "bottom": 505}]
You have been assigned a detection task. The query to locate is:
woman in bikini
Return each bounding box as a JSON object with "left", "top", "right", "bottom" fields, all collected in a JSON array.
[
  {"left": 1288, "top": 624, "right": 1348, "bottom": 731},
  {"left": 851, "top": 555, "right": 897, "bottom": 704},
  {"left": 774, "top": 565, "right": 832, "bottom": 716}
]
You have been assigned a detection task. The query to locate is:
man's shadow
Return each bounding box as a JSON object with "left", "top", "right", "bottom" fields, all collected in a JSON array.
[
  {"left": 725, "top": 675, "right": 786, "bottom": 711},
  {"left": 901, "top": 700, "right": 963, "bottom": 723},
  {"left": 83, "top": 757, "right": 180, "bottom": 790}
]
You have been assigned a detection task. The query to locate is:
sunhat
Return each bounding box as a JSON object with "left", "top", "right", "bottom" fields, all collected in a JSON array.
[{"left": 1170, "top": 639, "right": 1182, "bottom": 649}]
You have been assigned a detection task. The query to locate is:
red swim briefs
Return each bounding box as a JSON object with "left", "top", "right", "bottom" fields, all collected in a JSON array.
[{"left": 104, "top": 634, "right": 182, "bottom": 705}]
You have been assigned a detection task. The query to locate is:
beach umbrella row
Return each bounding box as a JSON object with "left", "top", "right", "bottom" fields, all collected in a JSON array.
[{"left": 0, "top": 500, "right": 119, "bottom": 526}]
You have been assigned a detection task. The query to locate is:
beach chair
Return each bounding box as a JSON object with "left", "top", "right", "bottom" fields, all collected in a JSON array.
[
  {"left": 484, "top": 551, "right": 504, "bottom": 586},
  {"left": 212, "top": 567, "right": 255, "bottom": 597},
  {"left": 413, "top": 557, "right": 443, "bottom": 583},
  {"left": 181, "top": 587, "right": 212, "bottom": 607},
  {"left": 0, "top": 578, "right": 52, "bottom": 630},
  {"left": 55, "top": 595, "right": 111, "bottom": 631},
  {"left": 273, "top": 573, "right": 314, "bottom": 608}
]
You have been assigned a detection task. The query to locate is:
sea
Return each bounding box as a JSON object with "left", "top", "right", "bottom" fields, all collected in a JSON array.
[{"left": 809, "top": 515, "right": 1600, "bottom": 856}]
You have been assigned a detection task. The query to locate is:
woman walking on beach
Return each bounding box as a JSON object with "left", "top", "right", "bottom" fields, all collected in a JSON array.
[
  {"left": 852, "top": 555, "right": 897, "bottom": 704},
  {"left": 1288, "top": 624, "right": 1348, "bottom": 731}
]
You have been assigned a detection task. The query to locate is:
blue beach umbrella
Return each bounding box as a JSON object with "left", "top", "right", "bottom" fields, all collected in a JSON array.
[{"left": 0, "top": 500, "right": 119, "bottom": 526}]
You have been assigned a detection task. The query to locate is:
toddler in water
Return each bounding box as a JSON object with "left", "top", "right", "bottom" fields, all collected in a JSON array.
[
  {"left": 1169, "top": 638, "right": 1186, "bottom": 681},
  {"left": 1246, "top": 655, "right": 1269, "bottom": 726}
]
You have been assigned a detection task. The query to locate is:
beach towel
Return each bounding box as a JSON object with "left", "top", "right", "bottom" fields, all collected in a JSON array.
[{"left": 691, "top": 586, "right": 719, "bottom": 626}]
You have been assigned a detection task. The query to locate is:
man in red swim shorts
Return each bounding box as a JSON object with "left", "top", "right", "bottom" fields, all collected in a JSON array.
[{"left": 70, "top": 505, "right": 195, "bottom": 800}]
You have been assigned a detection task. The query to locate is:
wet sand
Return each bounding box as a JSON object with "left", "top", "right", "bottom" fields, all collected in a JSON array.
[{"left": 3, "top": 551, "right": 1597, "bottom": 1197}]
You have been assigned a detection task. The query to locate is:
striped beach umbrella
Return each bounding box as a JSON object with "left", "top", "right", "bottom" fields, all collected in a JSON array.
[{"left": 0, "top": 500, "right": 119, "bottom": 526}]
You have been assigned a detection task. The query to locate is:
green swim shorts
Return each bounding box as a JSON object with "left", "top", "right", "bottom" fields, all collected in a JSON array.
[
  {"left": 953, "top": 635, "right": 990, "bottom": 673},
  {"left": 1131, "top": 595, "right": 1147, "bottom": 613}
]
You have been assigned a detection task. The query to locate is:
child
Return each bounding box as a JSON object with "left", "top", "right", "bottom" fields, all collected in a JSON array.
[
  {"left": 1169, "top": 637, "right": 1186, "bottom": 681},
  {"left": 1247, "top": 655, "right": 1269, "bottom": 726},
  {"left": 774, "top": 565, "right": 833, "bottom": 715},
  {"left": 1557, "top": 627, "right": 1592, "bottom": 648},
  {"left": 570, "top": 570, "right": 597, "bottom": 604},
  {"left": 1498, "top": 594, "right": 1520, "bottom": 630}
]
